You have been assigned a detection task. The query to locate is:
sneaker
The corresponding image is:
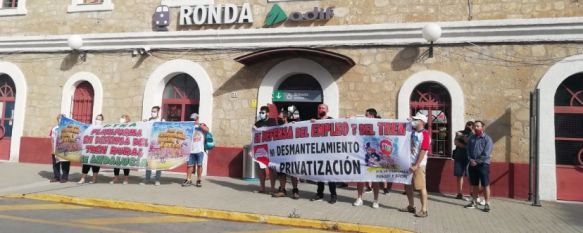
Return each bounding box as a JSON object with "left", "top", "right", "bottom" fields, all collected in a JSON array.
[
  {"left": 353, "top": 198, "right": 363, "bottom": 206},
  {"left": 328, "top": 196, "right": 337, "bottom": 204},
  {"left": 477, "top": 198, "right": 486, "bottom": 206},
  {"left": 60, "top": 179, "right": 68, "bottom": 183},
  {"left": 109, "top": 180, "right": 115, "bottom": 185},
  {"left": 77, "top": 178, "right": 85, "bottom": 184},
  {"left": 139, "top": 181, "right": 146, "bottom": 185},
  {"left": 154, "top": 181, "right": 160, "bottom": 186},
  {"left": 50, "top": 178, "right": 60, "bottom": 183},
  {"left": 272, "top": 189, "right": 287, "bottom": 198},
  {"left": 310, "top": 195, "right": 324, "bottom": 202},
  {"left": 372, "top": 201, "right": 380, "bottom": 209},
  {"left": 122, "top": 181, "right": 128, "bottom": 185},
  {"left": 415, "top": 210, "right": 428, "bottom": 218},
  {"left": 292, "top": 189, "right": 300, "bottom": 200},
  {"left": 383, "top": 189, "right": 389, "bottom": 194},
  {"left": 464, "top": 201, "right": 477, "bottom": 209},
  {"left": 195, "top": 180, "right": 202, "bottom": 187},
  {"left": 483, "top": 204, "right": 491, "bottom": 212},
  {"left": 398, "top": 206, "right": 416, "bottom": 213},
  {"left": 181, "top": 179, "right": 192, "bottom": 187},
  {"left": 455, "top": 193, "right": 464, "bottom": 200},
  {"left": 365, "top": 187, "right": 373, "bottom": 193}
]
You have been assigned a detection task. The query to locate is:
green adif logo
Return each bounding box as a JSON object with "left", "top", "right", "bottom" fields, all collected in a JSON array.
[
  {"left": 264, "top": 4, "right": 334, "bottom": 27},
  {"left": 264, "top": 4, "right": 288, "bottom": 27}
]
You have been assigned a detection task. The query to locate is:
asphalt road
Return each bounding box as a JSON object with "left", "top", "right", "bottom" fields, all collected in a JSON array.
[{"left": 0, "top": 198, "right": 335, "bottom": 233}]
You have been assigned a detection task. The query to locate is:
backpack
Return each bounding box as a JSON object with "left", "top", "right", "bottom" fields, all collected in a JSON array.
[{"left": 204, "top": 132, "right": 215, "bottom": 151}]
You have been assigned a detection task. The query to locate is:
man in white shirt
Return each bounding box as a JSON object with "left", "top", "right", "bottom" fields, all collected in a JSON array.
[{"left": 182, "top": 113, "right": 209, "bottom": 187}]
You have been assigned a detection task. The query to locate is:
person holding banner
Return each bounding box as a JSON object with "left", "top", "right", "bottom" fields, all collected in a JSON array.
[
  {"left": 110, "top": 114, "right": 132, "bottom": 185},
  {"left": 253, "top": 106, "right": 278, "bottom": 194},
  {"left": 310, "top": 103, "right": 338, "bottom": 204},
  {"left": 141, "top": 106, "right": 163, "bottom": 186},
  {"left": 354, "top": 108, "right": 382, "bottom": 208},
  {"left": 50, "top": 114, "right": 70, "bottom": 183},
  {"left": 182, "top": 113, "right": 209, "bottom": 187},
  {"left": 78, "top": 114, "right": 104, "bottom": 184},
  {"left": 272, "top": 107, "right": 301, "bottom": 199},
  {"left": 399, "top": 112, "right": 430, "bottom": 217}
]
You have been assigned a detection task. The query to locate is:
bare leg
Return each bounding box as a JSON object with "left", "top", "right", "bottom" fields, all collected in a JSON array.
[
  {"left": 356, "top": 183, "right": 364, "bottom": 199},
  {"left": 484, "top": 185, "right": 491, "bottom": 204},
  {"left": 405, "top": 185, "right": 414, "bottom": 208},
  {"left": 291, "top": 177, "right": 298, "bottom": 189},
  {"left": 269, "top": 169, "right": 277, "bottom": 193},
  {"left": 186, "top": 166, "right": 193, "bottom": 180},
  {"left": 258, "top": 169, "right": 266, "bottom": 192},
  {"left": 456, "top": 176, "right": 463, "bottom": 194},
  {"left": 196, "top": 165, "right": 203, "bottom": 181},
  {"left": 372, "top": 182, "right": 380, "bottom": 201},
  {"left": 420, "top": 188, "right": 428, "bottom": 212}
]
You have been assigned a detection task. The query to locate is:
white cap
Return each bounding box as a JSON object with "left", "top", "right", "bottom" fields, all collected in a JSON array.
[
  {"left": 190, "top": 113, "right": 199, "bottom": 120},
  {"left": 412, "top": 112, "right": 428, "bottom": 124}
]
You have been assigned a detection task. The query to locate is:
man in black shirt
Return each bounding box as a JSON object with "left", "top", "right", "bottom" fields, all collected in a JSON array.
[
  {"left": 310, "top": 104, "right": 338, "bottom": 204},
  {"left": 254, "top": 106, "right": 278, "bottom": 194}
]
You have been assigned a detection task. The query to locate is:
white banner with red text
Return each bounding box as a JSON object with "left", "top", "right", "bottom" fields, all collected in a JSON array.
[{"left": 252, "top": 118, "right": 413, "bottom": 184}]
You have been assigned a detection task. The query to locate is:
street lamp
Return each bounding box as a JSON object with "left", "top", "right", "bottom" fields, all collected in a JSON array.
[
  {"left": 68, "top": 35, "right": 83, "bottom": 50},
  {"left": 68, "top": 35, "right": 86, "bottom": 62},
  {"left": 422, "top": 23, "right": 442, "bottom": 58}
]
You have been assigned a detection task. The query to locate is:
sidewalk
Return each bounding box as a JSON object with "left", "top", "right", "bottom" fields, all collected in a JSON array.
[{"left": 1, "top": 162, "right": 582, "bottom": 233}]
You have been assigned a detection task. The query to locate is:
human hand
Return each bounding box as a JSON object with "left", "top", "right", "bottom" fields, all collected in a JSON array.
[
  {"left": 409, "top": 165, "right": 418, "bottom": 173},
  {"left": 470, "top": 160, "right": 477, "bottom": 167}
]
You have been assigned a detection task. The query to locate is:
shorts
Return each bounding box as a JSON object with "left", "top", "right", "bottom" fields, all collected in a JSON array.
[
  {"left": 453, "top": 156, "right": 469, "bottom": 177},
  {"left": 187, "top": 152, "right": 205, "bottom": 166},
  {"left": 412, "top": 166, "right": 426, "bottom": 190},
  {"left": 468, "top": 163, "right": 490, "bottom": 186}
]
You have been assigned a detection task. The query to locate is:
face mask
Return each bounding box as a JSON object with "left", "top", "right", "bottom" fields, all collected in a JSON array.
[
  {"left": 151, "top": 112, "right": 158, "bottom": 118},
  {"left": 411, "top": 120, "right": 419, "bottom": 128},
  {"left": 259, "top": 112, "right": 267, "bottom": 120},
  {"left": 120, "top": 118, "right": 126, "bottom": 123},
  {"left": 318, "top": 111, "right": 326, "bottom": 118},
  {"left": 475, "top": 129, "right": 483, "bottom": 136},
  {"left": 95, "top": 120, "right": 103, "bottom": 125}
]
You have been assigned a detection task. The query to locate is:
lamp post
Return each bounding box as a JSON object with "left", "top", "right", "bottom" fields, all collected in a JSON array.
[{"left": 422, "top": 23, "right": 442, "bottom": 58}]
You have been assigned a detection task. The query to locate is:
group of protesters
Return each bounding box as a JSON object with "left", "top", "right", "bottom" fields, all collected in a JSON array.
[
  {"left": 252, "top": 103, "right": 493, "bottom": 217},
  {"left": 49, "top": 102, "right": 493, "bottom": 218},
  {"left": 49, "top": 106, "right": 212, "bottom": 188}
]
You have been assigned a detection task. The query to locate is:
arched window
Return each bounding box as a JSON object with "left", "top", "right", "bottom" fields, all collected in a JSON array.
[
  {"left": 0, "top": 74, "right": 16, "bottom": 139},
  {"left": 554, "top": 73, "right": 583, "bottom": 166},
  {"left": 274, "top": 74, "right": 323, "bottom": 121},
  {"left": 410, "top": 82, "right": 452, "bottom": 157},
  {"left": 162, "top": 74, "right": 200, "bottom": 122},
  {"left": 71, "top": 81, "right": 94, "bottom": 124}
]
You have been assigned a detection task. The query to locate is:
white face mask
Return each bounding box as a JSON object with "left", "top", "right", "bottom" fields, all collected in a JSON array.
[
  {"left": 151, "top": 112, "right": 158, "bottom": 118},
  {"left": 411, "top": 120, "right": 418, "bottom": 128},
  {"left": 259, "top": 112, "right": 267, "bottom": 120},
  {"left": 119, "top": 118, "right": 126, "bottom": 123},
  {"left": 95, "top": 120, "right": 103, "bottom": 125}
]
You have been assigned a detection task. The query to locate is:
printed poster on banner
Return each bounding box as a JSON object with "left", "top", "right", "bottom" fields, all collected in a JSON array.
[
  {"left": 147, "top": 121, "right": 195, "bottom": 170},
  {"left": 252, "top": 118, "right": 413, "bottom": 184},
  {"left": 55, "top": 116, "right": 195, "bottom": 170},
  {"left": 81, "top": 121, "right": 153, "bottom": 169},
  {"left": 54, "top": 116, "right": 90, "bottom": 162}
]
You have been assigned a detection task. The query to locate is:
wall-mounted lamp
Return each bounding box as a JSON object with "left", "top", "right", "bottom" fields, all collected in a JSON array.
[
  {"left": 422, "top": 23, "right": 442, "bottom": 58},
  {"left": 68, "top": 35, "right": 86, "bottom": 62}
]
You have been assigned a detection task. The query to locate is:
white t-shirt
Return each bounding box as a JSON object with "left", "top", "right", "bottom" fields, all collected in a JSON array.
[
  {"left": 50, "top": 125, "right": 66, "bottom": 162},
  {"left": 191, "top": 125, "right": 205, "bottom": 153},
  {"left": 411, "top": 129, "right": 431, "bottom": 167}
]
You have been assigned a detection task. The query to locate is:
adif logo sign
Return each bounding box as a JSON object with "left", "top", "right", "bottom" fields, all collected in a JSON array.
[
  {"left": 179, "top": 3, "right": 254, "bottom": 26},
  {"left": 265, "top": 4, "right": 334, "bottom": 27}
]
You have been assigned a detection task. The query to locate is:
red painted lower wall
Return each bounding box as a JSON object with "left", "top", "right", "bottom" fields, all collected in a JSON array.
[
  {"left": 18, "top": 137, "right": 579, "bottom": 200},
  {"left": 19, "top": 137, "right": 52, "bottom": 164},
  {"left": 556, "top": 165, "right": 583, "bottom": 201}
]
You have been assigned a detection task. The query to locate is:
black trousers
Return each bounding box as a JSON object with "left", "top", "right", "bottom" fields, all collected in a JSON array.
[
  {"left": 52, "top": 154, "right": 70, "bottom": 180},
  {"left": 113, "top": 168, "right": 130, "bottom": 176},
  {"left": 316, "top": 182, "right": 337, "bottom": 197},
  {"left": 81, "top": 164, "right": 100, "bottom": 174}
]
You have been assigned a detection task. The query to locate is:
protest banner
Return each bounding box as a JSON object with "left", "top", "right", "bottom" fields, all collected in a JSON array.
[
  {"left": 252, "top": 118, "right": 413, "bottom": 184},
  {"left": 55, "top": 116, "right": 194, "bottom": 170}
]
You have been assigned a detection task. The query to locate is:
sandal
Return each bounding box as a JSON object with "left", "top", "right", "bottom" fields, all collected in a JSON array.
[
  {"left": 398, "top": 206, "right": 416, "bottom": 213},
  {"left": 415, "top": 210, "right": 428, "bottom": 218}
]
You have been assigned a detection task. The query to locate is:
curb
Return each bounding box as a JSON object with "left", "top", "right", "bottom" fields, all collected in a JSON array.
[{"left": 4, "top": 193, "right": 411, "bottom": 233}]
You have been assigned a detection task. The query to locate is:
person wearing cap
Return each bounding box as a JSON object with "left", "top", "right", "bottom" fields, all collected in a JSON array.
[
  {"left": 182, "top": 113, "right": 209, "bottom": 187},
  {"left": 399, "top": 112, "right": 430, "bottom": 217}
]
